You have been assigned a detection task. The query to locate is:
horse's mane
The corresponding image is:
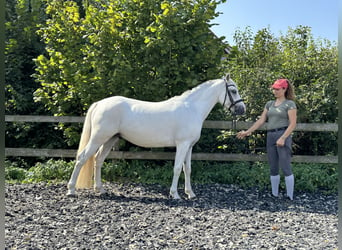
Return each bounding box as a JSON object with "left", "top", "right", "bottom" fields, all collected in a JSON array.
[{"left": 168, "top": 80, "right": 216, "bottom": 102}]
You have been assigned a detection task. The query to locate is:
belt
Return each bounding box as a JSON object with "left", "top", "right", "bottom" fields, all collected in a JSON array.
[{"left": 267, "top": 126, "right": 288, "bottom": 132}]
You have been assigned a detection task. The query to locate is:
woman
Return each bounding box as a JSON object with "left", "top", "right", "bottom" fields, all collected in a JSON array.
[{"left": 237, "top": 79, "right": 297, "bottom": 200}]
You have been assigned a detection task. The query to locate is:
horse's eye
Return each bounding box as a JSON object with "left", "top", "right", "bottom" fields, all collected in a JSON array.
[{"left": 231, "top": 90, "right": 237, "bottom": 94}]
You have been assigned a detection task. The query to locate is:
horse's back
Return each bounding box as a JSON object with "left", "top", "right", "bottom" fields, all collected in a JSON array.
[{"left": 90, "top": 95, "right": 202, "bottom": 147}]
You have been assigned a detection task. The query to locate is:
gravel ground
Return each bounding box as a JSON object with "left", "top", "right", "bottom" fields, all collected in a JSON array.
[{"left": 5, "top": 182, "right": 337, "bottom": 249}]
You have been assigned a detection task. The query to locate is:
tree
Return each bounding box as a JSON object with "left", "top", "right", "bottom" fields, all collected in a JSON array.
[
  {"left": 33, "top": 0, "right": 227, "bottom": 115},
  {"left": 32, "top": 0, "right": 227, "bottom": 145},
  {"left": 221, "top": 26, "right": 338, "bottom": 156},
  {"left": 5, "top": 0, "right": 67, "bottom": 150},
  {"left": 5, "top": 0, "right": 46, "bottom": 114}
]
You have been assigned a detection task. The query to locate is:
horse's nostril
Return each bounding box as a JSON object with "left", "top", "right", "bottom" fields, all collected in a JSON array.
[{"left": 234, "top": 105, "right": 246, "bottom": 115}]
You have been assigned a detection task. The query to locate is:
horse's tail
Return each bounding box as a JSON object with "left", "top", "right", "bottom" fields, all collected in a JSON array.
[{"left": 75, "top": 103, "right": 97, "bottom": 189}]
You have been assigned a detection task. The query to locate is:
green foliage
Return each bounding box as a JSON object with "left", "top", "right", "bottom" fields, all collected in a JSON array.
[
  {"left": 5, "top": 160, "right": 28, "bottom": 182},
  {"left": 32, "top": 0, "right": 226, "bottom": 145},
  {"left": 5, "top": 167, "right": 27, "bottom": 183},
  {"left": 5, "top": 1, "right": 337, "bottom": 191},
  {"left": 191, "top": 161, "right": 270, "bottom": 188},
  {"left": 294, "top": 163, "right": 338, "bottom": 193},
  {"left": 5, "top": 0, "right": 46, "bottom": 114},
  {"left": 5, "top": 0, "right": 71, "bottom": 154},
  {"left": 102, "top": 160, "right": 174, "bottom": 184},
  {"left": 6, "top": 0, "right": 337, "bottom": 158},
  {"left": 226, "top": 26, "right": 337, "bottom": 123},
  {"left": 221, "top": 26, "right": 337, "bottom": 156},
  {"left": 5, "top": 159, "right": 337, "bottom": 194},
  {"left": 23, "top": 159, "right": 75, "bottom": 183},
  {"left": 33, "top": 0, "right": 226, "bottom": 112}
]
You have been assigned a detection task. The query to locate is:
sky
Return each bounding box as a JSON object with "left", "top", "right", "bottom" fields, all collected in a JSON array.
[{"left": 210, "top": 0, "right": 339, "bottom": 45}]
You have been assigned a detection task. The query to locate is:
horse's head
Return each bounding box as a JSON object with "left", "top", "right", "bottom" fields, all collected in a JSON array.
[{"left": 219, "top": 74, "right": 246, "bottom": 115}]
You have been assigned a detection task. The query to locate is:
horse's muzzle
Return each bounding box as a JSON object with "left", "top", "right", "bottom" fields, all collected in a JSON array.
[{"left": 233, "top": 103, "right": 246, "bottom": 115}]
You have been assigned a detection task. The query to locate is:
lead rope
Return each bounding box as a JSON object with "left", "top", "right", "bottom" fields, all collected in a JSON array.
[{"left": 232, "top": 114, "right": 237, "bottom": 130}]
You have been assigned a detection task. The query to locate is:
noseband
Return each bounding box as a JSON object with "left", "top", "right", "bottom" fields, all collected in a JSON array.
[{"left": 223, "top": 79, "right": 244, "bottom": 112}]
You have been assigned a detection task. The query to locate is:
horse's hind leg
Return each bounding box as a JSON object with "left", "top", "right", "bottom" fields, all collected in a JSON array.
[
  {"left": 94, "top": 136, "right": 120, "bottom": 194},
  {"left": 67, "top": 143, "right": 100, "bottom": 196},
  {"left": 183, "top": 147, "right": 196, "bottom": 199}
]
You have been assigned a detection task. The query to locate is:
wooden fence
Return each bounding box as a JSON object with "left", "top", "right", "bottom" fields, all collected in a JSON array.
[{"left": 5, "top": 115, "right": 338, "bottom": 164}]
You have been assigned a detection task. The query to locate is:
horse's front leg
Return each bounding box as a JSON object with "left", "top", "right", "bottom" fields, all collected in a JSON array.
[
  {"left": 183, "top": 147, "right": 196, "bottom": 199},
  {"left": 170, "top": 143, "right": 190, "bottom": 199},
  {"left": 94, "top": 136, "right": 120, "bottom": 194}
]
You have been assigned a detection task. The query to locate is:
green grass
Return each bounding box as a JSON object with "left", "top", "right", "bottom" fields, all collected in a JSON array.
[{"left": 5, "top": 159, "right": 338, "bottom": 194}]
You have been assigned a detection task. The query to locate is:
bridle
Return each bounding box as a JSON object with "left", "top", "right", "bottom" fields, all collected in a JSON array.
[
  {"left": 222, "top": 78, "right": 244, "bottom": 130},
  {"left": 222, "top": 78, "right": 244, "bottom": 112}
]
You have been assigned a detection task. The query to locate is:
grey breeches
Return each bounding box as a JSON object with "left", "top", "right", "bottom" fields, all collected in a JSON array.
[{"left": 266, "top": 131, "right": 293, "bottom": 176}]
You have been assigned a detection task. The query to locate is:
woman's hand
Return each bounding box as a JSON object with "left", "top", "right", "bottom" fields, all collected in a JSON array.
[
  {"left": 276, "top": 137, "right": 285, "bottom": 147},
  {"left": 236, "top": 109, "right": 267, "bottom": 140},
  {"left": 236, "top": 130, "right": 251, "bottom": 139}
]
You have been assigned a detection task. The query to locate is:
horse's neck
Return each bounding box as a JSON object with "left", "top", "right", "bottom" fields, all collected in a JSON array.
[{"left": 188, "top": 81, "right": 221, "bottom": 121}]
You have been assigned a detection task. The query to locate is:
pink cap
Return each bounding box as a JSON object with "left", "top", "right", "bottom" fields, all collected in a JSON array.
[{"left": 272, "top": 79, "right": 289, "bottom": 89}]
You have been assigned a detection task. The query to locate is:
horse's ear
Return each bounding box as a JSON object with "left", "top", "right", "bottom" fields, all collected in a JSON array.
[{"left": 225, "top": 73, "right": 230, "bottom": 80}]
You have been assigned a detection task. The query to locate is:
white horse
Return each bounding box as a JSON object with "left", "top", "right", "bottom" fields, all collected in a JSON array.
[{"left": 67, "top": 75, "right": 245, "bottom": 199}]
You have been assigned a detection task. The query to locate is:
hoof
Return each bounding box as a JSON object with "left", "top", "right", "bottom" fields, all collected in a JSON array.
[
  {"left": 67, "top": 183, "right": 76, "bottom": 197},
  {"left": 186, "top": 190, "right": 196, "bottom": 199},
  {"left": 187, "top": 193, "right": 196, "bottom": 199},
  {"left": 98, "top": 190, "right": 107, "bottom": 196},
  {"left": 66, "top": 191, "right": 76, "bottom": 197},
  {"left": 94, "top": 187, "right": 106, "bottom": 195},
  {"left": 170, "top": 192, "right": 181, "bottom": 200}
]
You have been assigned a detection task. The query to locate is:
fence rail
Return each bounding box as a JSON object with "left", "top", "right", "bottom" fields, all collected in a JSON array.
[
  {"left": 5, "top": 115, "right": 339, "bottom": 131},
  {"left": 5, "top": 115, "right": 338, "bottom": 164}
]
